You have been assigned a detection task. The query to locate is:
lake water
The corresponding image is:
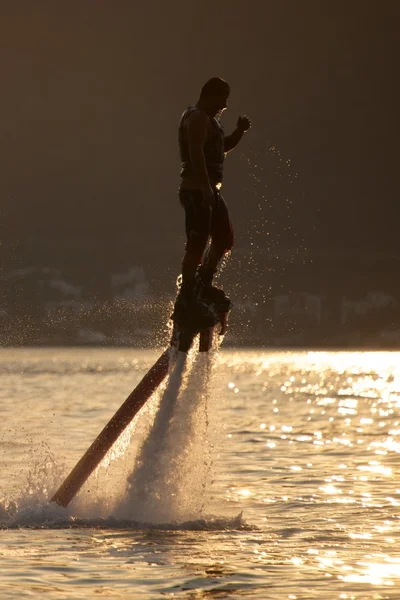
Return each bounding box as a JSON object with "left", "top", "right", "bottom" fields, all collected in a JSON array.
[{"left": 1, "top": 346, "right": 400, "bottom": 599}]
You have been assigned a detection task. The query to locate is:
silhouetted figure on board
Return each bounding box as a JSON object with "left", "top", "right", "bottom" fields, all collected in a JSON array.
[{"left": 174, "top": 77, "right": 251, "bottom": 320}]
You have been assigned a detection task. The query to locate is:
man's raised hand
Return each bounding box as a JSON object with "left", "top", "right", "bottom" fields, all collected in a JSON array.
[{"left": 237, "top": 116, "right": 251, "bottom": 132}]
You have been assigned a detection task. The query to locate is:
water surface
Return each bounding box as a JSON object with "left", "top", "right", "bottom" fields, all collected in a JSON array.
[{"left": 1, "top": 347, "right": 400, "bottom": 599}]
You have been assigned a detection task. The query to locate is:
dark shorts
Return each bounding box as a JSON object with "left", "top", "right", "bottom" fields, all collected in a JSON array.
[{"left": 179, "top": 189, "right": 234, "bottom": 259}]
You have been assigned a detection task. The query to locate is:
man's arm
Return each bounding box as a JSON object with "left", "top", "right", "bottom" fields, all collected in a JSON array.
[
  {"left": 224, "top": 116, "right": 251, "bottom": 153},
  {"left": 186, "top": 112, "right": 215, "bottom": 206},
  {"left": 186, "top": 111, "right": 211, "bottom": 186}
]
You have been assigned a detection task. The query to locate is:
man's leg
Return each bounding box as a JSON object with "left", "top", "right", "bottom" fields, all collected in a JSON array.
[
  {"left": 198, "top": 192, "right": 234, "bottom": 289},
  {"left": 179, "top": 189, "right": 211, "bottom": 296}
]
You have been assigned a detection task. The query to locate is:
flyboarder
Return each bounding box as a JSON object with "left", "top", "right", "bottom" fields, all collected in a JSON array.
[
  {"left": 173, "top": 77, "right": 251, "bottom": 324},
  {"left": 51, "top": 77, "right": 252, "bottom": 508}
]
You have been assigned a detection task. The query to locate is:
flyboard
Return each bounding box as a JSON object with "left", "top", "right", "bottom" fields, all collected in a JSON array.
[{"left": 51, "top": 285, "right": 232, "bottom": 507}]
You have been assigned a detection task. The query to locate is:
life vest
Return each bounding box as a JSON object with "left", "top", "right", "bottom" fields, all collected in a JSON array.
[{"left": 178, "top": 107, "right": 225, "bottom": 183}]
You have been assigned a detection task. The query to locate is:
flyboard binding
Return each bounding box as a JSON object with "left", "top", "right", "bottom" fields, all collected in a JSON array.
[
  {"left": 170, "top": 278, "right": 233, "bottom": 353},
  {"left": 50, "top": 280, "right": 232, "bottom": 507}
]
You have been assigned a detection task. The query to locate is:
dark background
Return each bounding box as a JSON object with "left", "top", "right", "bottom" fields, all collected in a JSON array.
[{"left": 1, "top": 1, "right": 399, "bottom": 344}]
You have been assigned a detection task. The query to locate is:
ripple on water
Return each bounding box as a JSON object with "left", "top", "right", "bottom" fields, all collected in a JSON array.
[{"left": 2, "top": 349, "right": 400, "bottom": 598}]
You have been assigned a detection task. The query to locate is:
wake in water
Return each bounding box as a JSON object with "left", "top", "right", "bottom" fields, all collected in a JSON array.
[
  {"left": 1, "top": 337, "right": 244, "bottom": 530},
  {"left": 115, "top": 339, "right": 220, "bottom": 523}
]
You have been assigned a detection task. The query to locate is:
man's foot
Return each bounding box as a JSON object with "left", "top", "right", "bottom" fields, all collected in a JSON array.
[
  {"left": 171, "top": 283, "right": 217, "bottom": 328},
  {"left": 200, "top": 285, "right": 233, "bottom": 313},
  {"left": 196, "top": 267, "right": 232, "bottom": 312}
]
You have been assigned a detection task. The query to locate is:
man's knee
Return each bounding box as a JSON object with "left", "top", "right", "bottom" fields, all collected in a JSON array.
[
  {"left": 186, "top": 231, "right": 209, "bottom": 257},
  {"left": 224, "top": 229, "right": 234, "bottom": 252},
  {"left": 216, "top": 229, "right": 234, "bottom": 255}
]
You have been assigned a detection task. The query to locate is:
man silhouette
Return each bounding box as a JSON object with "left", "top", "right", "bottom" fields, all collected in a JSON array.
[{"left": 174, "top": 77, "right": 251, "bottom": 319}]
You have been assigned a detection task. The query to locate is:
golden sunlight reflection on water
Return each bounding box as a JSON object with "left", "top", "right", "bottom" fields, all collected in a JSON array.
[{"left": 217, "top": 350, "right": 400, "bottom": 594}]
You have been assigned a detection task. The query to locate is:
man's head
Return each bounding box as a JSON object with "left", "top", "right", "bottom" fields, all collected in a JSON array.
[{"left": 199, "top": 77, "right": 230, "bottom": 116}]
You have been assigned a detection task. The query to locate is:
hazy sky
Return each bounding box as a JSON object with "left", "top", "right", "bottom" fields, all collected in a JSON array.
[{"left": 1, "top": 0, "right": 398, "bottom": 271}]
